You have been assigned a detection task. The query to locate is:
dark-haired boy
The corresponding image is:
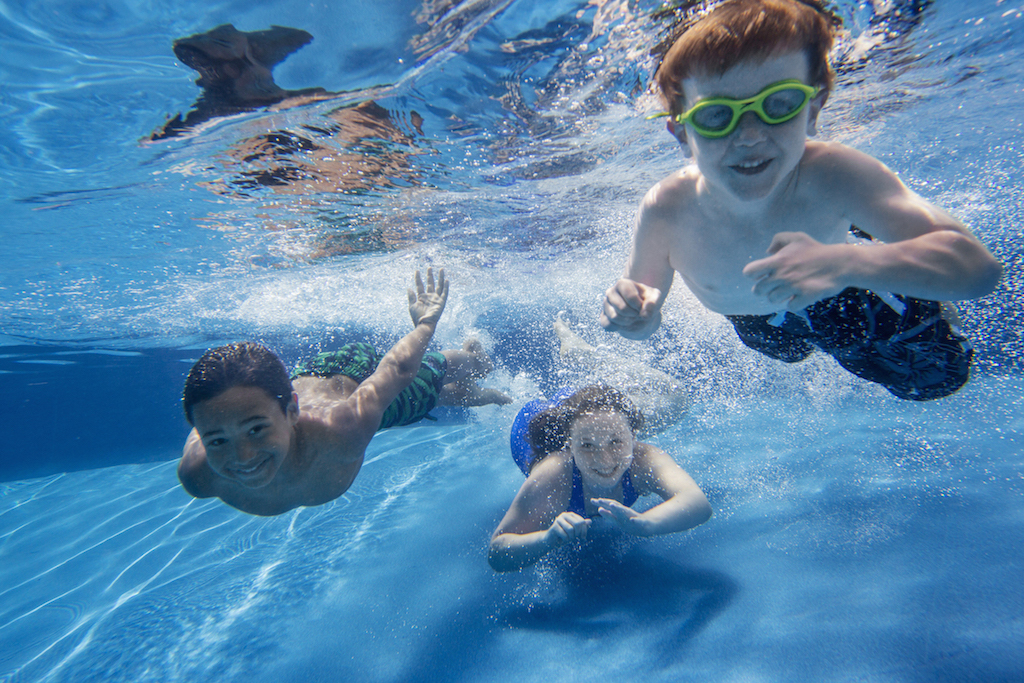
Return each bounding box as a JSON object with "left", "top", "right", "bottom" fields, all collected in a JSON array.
[
  {"left": 599, "top": 0, "right": 1000, "bottom": 400},
  {"left": 178, "top": 269, "right": 511, "bottom": 516}
]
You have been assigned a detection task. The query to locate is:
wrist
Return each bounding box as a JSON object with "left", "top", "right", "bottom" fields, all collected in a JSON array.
[
  {"left": 630, "top": 514, "right": 655, "bottom": 537},
  {"left": 843, "top": 241, "right": 890, "bottom": 291}
]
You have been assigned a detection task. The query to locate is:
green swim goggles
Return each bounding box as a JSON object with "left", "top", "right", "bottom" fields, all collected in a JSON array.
[{"left": 650, "top": 79, "right": 822, "bottom": 139}]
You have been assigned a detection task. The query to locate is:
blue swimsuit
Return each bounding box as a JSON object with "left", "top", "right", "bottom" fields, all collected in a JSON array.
[{"left": 568, "top": 462, "right": 638, "bottom": 517}]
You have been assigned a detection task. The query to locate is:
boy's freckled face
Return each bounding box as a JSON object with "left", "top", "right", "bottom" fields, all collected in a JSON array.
[
  {"left": 680, "top": 50, "right": 819, "bottom": 203},
  {"left": 192, "top": 386, "right": 297, "bottom": 489}
]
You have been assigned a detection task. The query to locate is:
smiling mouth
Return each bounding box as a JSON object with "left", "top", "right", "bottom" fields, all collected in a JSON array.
[
  {"left": 231, "top": 457, "right": 270, "bottom": 478},
  {"left": 730, "top": 159, "right": 772, "bottom": 175}
]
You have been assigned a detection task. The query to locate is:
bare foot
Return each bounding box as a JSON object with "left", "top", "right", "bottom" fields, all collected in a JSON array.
[{"left": 553, "top": 312, "right": 596, "bottom": 360}]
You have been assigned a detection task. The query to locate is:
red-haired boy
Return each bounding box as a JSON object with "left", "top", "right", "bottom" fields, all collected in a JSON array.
[{"left": 600, "top": 0, "right": 1000, "bottom": 400}]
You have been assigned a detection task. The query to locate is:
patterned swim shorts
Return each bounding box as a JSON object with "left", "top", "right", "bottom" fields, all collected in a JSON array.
[
  {"left": 726, "top": 288, "right": 972, "bottom": 401},
  {"left": 292, "top": 342, "right": 448, "bottom": 429}
]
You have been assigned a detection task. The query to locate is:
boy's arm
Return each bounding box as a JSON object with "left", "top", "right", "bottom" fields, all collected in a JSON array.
[
  {"left": 599, "top": 193, "right": 677, "bottom": 339},
  {"left": 593, "top": 443, "right": 711, "bottom": 537},
  {"left": 744, "top": 145, "right": 1001, "bottom": 310},
  {"left": 333, "top": 269, "right": 449, "bottom": 437}
]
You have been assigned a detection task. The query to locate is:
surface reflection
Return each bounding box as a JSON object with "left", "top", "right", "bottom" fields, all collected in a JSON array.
[{"left": 148, "top": 23, "right": 428, "bottom": 259}]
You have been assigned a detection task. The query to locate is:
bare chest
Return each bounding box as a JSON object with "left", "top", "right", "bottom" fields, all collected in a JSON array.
[{"left": 670, "top": 210, "right": 851, "bottom": 315}]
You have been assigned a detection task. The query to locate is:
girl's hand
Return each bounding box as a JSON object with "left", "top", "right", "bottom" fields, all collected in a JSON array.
[
  {"left": 545, "top": 511, "right": 592, "bottom": 545},
  {"left": 593, "top": 497, "right": 651, "bottom": 536}
]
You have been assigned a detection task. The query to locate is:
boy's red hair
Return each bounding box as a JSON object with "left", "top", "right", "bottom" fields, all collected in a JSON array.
[{"left": 656, "top": 0, "right": 840, "bottom": 115}]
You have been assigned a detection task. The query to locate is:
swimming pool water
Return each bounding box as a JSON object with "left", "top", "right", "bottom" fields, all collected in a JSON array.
[{"left": 1, "top": 0, "right": 1022, "bottom": 681}]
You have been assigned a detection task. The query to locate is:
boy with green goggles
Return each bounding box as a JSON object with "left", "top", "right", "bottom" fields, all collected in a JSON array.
[{"left": 599, "top": 0, "right": 1000, "bottom": 402}]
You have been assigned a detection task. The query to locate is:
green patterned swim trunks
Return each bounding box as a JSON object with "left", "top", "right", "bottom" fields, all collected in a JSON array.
[{"left": 291, "top": 342, "right": 447, "bottom": 430}]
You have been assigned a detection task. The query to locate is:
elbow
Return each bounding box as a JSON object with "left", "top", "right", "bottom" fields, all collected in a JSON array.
[
  {"left": 951, "top": 256, "right": 1001, "bottom": 301},
  {"left": 971, "top": 254, "right": 1002, "bottom": 298},
  {"left": 946, "top": 233, "right": 1002, "bottom": 300},
  {"left": 695, "top": 498, "right": 713, "bottom": 526},
  {"left": 487, "top": 545, "right": 518, "bottom": 573}
]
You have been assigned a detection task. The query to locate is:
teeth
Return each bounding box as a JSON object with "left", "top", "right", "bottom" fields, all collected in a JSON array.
[{"left": 737, "top": 160, "right": 765, "bottom": 168}]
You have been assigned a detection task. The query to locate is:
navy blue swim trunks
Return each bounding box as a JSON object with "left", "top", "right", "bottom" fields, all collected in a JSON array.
[
  {"left": 291, "top": 342, "right": 447, "bottom": 429},
  {"left": 726, "top": 288, "right": 972, "bottom": 401}
]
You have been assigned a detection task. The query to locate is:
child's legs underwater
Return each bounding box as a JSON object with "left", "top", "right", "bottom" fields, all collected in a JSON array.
[
  {"left": 553, "top": 314, "right": 690, "bottom": 435},
  {"left": 437, "top": 339, "right": 511, "bottom": 407}
]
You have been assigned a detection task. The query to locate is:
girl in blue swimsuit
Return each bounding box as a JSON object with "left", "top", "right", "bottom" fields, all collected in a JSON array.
[{"left": 489, "top": 384, "right": 711, "bottom": 572}]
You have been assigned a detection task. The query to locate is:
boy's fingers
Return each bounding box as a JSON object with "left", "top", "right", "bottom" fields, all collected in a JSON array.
[
  {"left": 604, "top": 281, "right": 643, "bottom": 316},
  {"left": 415, "top": 270, "right": 425, "bottom": 294},
  {"left": 638, "top": 287, "right": 662, "bottom": 316},
  {"left": 617, "top": 281, "right": 644, "bottom": 311},
  {"left": 743, "top": 257, "right": 774, "bottom": 280},
  {"left": 425, "top": 267, "right": 435, "bottom": 292},
  {"left": 766, "top": 231, "right": 806, "bottom": 254},
  {"left": 408, "top": 288, "right": 417, "bottom": 306}
]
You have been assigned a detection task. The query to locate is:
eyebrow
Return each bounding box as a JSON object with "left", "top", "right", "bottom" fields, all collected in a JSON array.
[{"left": 200, "top": 415, "right": 269, "bottom": 438}]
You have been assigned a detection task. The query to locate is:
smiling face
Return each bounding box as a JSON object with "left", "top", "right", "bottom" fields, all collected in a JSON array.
[
  {"left": 191, "top": 385, "right": 299, "bottom": 489},
  {"left": 568, "top": 410, "right": 636, "bottom": 490},
  {"left": 675, "top": 50, "right": 824, "bottom": 204}
]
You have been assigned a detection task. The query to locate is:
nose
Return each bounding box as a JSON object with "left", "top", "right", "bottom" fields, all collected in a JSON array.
[
  {"left": 733, "top": 110, "right": 767, "bottom": 145},
  {"left": 234, "top": 441, "right": 259, "bottom": 463},
  {"left": 593, "top": 447, "right": 619, "bottom": 467}
]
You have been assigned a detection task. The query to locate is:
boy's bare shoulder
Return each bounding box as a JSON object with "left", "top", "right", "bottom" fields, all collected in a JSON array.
[
  {"left": 641, "top": 166, "right": 700, "bottom": 214},
  {"left": 178, "top": 432, "right": 216, "bottom": 499},
  {"left": 802, "top": 141, "right": 896, "bottom": 186}
]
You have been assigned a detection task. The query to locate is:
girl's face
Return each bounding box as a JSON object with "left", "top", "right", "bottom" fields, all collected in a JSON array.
[{"left": 568, "top": 410, "right": 635, "bottom": 490}]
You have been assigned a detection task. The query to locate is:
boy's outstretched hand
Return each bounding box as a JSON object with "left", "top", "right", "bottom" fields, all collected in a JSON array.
[{"left": 408, "top": 267, "right": 448, "bottom": 327}]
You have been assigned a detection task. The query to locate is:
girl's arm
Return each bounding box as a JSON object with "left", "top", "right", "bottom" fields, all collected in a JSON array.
[
  {"left": 488, "top": 457, "right": 580, "bottom": 572},
  {"left": 594, "top": 442, "right": 711, "bottom": 537}
]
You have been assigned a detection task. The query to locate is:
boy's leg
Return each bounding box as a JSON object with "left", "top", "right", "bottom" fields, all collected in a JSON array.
[
  {"left": 805, "top": 289, "right": 972, "bottom": 401},
  {"left": 440, "top": 339, "right": 494, "bottom": 383},
  {"left": 437, "top": 381, "right": 512, "bottom": 406},
  {"left": 438, "top": 340, "right": 512, "bottom": 406}
]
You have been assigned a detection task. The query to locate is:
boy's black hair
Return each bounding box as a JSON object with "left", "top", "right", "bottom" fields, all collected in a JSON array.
[{"left": 182, "top": 342, "right": 293, "bottom": 424}]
